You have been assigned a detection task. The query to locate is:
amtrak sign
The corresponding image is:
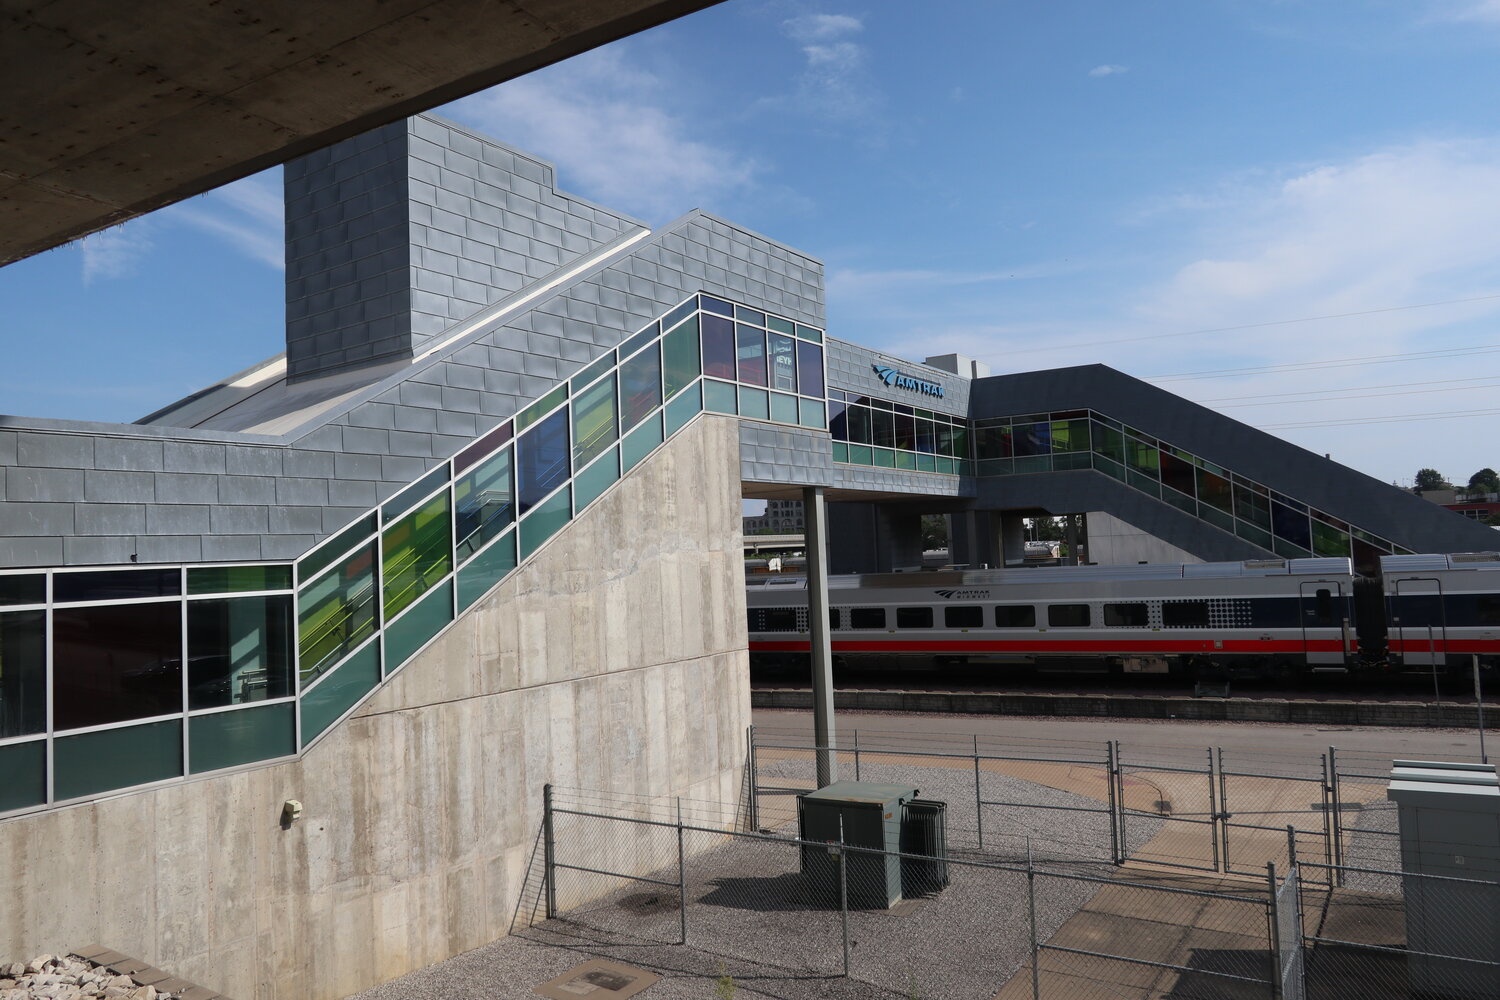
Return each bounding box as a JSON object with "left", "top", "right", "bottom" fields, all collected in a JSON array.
[{"left": 873, "top": 364, "right": 945, "bottom": 398}]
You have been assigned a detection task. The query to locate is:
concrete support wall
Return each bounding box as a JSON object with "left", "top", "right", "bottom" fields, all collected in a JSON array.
[
  {"left": 1084, "top": 510, "right": 1205, "bottom": 566},
  {"left": 0, "top": 415, "right": 750, "bottom": 1000}
]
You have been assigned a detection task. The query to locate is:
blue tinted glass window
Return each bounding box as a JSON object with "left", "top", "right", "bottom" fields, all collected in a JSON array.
[
  {"left": 736, "top": 325, "right": 767, "bottom": 386},
  {"left": 619, "top": 343, "right": 662, "bottom": 431},
  {"left": 517, "top": 408, "right": 570, "bottom": 514},
  {"left": 700, "top": 295, "right": 733, "bottom": 316}
]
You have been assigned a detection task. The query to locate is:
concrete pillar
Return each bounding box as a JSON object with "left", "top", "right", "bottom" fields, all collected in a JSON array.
[
  {"left": 803, "top": 486, "right": 837, "bottom": 787},
  {"left": 1063, "top": 514, "right": 1080, "bottom": 566},
  {"left": 1000, "top": 514, "right": 1027, "bottom": 566}
]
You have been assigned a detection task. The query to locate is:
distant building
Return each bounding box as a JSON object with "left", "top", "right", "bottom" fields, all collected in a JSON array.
[
  {"left": 1417, "top": 489, "right": 1500, "bottom": 523},
  {"left": 744, "top": 499, "right": 805, "bottom": 534}
]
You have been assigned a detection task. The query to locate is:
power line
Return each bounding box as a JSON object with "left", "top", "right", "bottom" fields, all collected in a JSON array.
[
  {"left": 1198, "top": 373, "right": 1500, "bottom": 403},
  {"left": 1258, "top": 407, "right": 1500, "bottom": 430},
  {"left": 1146, "top": 343, "right": 1500, "bottom": 381},
  {"left": 1211, "top": 379, "right": 1500, "bottom": 408},
  {"left": 987, "top": 291, "right": 1500, "bottom": 358}
]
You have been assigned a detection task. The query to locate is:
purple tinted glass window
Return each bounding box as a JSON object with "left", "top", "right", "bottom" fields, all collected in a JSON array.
[
  {"left": 736, "top": 324, "right": 767, "bottom": 386},
  {"left": 701, "top": 313, "right": 736, "bottom": 380},
  {"left": 796, "top": 342, "right": 824, "bottom": 398}
]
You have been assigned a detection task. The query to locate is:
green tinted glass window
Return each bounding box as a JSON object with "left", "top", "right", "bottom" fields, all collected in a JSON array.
[
  {"left": 188, "top": 565, "right": 293, "bottom": 595},
  {"left": 664, "top": 384, "right": 702, "bottom": 436},
  {"left": 300, "top": 643, "right": 380, "bottom": 745},
  {"left": 520, "top": 487, "right": 572, "bottom": 560},
  {"left": 769, "top": 392, "right": 799, "bottom": 425},
  {"left": 54, "top": 720, "right": 183, "bottom": 802},
  {"left": 515, "top": 383, "right": 569, "bottom": 432},
  {"left": 457, "top": 529, "right": 517, "bottom": 612},
  {"left": 704, "top": 379, "right": 738, "bottom": 414},
  {"left": 298, "top": 513, "right": 377, "bottom": 583},
  {"left": 187, "top": 595, "right": 294, "bottom": 709},
  {"left": 1312, "top": 520, "right": 1352, "bottom": 558},
  {"left": 386, "top": 580, "right": 454, "bottom": 672},
  {"left": 455, "top": 446, "right": 513, "bottom": 564},
  {"left": 0, "top": 609, "right": 45, "bottom": 739},
  {"left": 298, "top": 542, "right": 377, "bottom": 684},
  {"left": 572, "top": 373, "right": 618, "bottom": 468},
  {"left": 739, "top": 386, "right": 770, "bottom": 420},
  {"left": 0, "top": 740, "right": 45, "bottom": 812},
  {"left": 383, "top": 490, "right": 453, "bottom": 621},
  {"left": 574, "top": 448, "right": 620, "bottom": 510},
  {"left": 662, "top": 314, "right": 700, "bottom": 400},
  {"left": 189, "top": 703, "right": 296, "bottom": 774},
  {"left": 622, "top": 412, "right": 664, "bottom": 472}
]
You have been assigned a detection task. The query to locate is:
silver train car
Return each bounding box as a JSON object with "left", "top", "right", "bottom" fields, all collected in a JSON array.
[{"left": 746, "top": 553, "right": 1500, "bottom": 680}]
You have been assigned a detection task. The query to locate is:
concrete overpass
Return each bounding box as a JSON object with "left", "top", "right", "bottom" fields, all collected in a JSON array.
[{"left": 0, "top": 0, "right": 722, "bottom": 266}]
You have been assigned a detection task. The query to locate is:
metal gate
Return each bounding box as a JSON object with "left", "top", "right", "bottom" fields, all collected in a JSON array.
[
  {"left": 1115, "top": 742, "right": 1220, "bottom": 872},
  {"left": 1275, "top": 865, "right": 1306, "bottom": 1000},
  {"left": 1217, "top": 749, "right": 1333, "bottom": 881}
]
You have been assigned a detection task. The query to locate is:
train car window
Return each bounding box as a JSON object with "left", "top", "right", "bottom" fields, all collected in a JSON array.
[
  {"left": 829, "top": 608, "right": 841, "bottom": 630},
  {"left": 849, "top": 607, "right": 886, "bottom": 629},
  {"left": 1476, "top": 595, "right": 1500, "bottom": 625},
  {"left": 897, "top": 606, "right": 934, "bottom": 628},
  {"left": 1162, "top": 601, "right": 1210, "bottom": 628},
  {"left": 749, "top": 608, "right": 799, "bottom": 632},
  {"left": 1304, "top": 588, "right": 1335, "bottom": 627},
  {"left": 1103, "top": 603, "right": 1148, "bottom": 627},
  {"left": 1048, "top": 604, "right": 1091, "bottom": 627},
  {"left": 995, "top": 605, "right": 1036, "bottom": 628},
  {"left": 944, "top": 606, "right": 984, "bottom": 629},
  {"left": 1248, "top": 598, "right": 1300, "bottom": 628}
]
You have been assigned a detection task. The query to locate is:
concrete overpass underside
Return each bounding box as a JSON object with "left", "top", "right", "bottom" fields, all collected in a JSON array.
[{"left": 0, "top": 0, "right": 721, "bottom": 265}]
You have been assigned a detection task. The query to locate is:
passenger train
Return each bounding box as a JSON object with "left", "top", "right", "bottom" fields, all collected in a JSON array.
[{"left": 746, "top": 553, "right": 1500, "bottom": 681}]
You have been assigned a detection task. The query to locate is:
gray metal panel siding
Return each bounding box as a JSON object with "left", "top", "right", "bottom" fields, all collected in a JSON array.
[
  {"left": 0, "top": 204, "right": 827, "bottom": 568},
  {"left": 971, "top": 365, "right": 1500, "bottom": 554},
  {"left": 827, "top": 338, "right": 970, "bottom": 417}
]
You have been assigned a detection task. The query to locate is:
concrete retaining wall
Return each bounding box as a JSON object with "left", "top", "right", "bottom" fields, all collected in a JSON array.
[
  {"left": 0, "top": 415, "right": 751, "bottom": 1000},
  {"left": 753, "top": 686, "right": 1489, "bottom": 729}
]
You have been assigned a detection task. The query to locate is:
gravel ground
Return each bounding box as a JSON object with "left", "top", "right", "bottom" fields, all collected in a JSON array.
[{"left": 352, "top": 762, "right": 1166, "bottom": 1000}]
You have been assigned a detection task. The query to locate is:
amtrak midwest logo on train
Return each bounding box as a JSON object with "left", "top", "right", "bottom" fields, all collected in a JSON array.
[{"left": 873, "top": 364, "right": 945, "bottom": 398}]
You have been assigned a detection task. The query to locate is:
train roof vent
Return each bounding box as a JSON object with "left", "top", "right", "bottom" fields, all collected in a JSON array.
[
  {"left": 1380, "top": 554, "right": 1450, "bottom": 572},
  {"left": 1242, "top": 559, "right": 1287, "bottom": 571},
  {"left": 1288, "top": 557, "right": 1354, "bottom": 575},
  {"left": 1450, "top": 552, "right": 1500, "bottom": 563}
]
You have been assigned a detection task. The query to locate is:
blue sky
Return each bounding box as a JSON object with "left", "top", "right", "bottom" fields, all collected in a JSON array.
[{"left": 6, "top": 0, "right": 1500, "bottom": 487}]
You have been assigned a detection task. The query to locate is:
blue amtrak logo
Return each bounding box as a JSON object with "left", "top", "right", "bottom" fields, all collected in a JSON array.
[
  {"left": 934, "top": 588, "right": 989, "bottom": 600},
  {"left": 873, "top": 364, "right": 945, "bottom": 398}
]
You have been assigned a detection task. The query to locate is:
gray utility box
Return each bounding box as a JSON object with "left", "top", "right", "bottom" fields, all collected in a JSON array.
[
  {"left": 798, "top": 781, "right": 929, "bottom": 909},
  {"left": 1387, "top": 760, "right": 1500, "bottom": 1000}
]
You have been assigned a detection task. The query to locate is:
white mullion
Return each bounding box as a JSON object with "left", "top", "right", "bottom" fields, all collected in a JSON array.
[
  {"left": 53, "top": 710, "right": 187, "bottom": 739},
  {"left": 301, "top": 631, "right": 381, "bottom": 697}
]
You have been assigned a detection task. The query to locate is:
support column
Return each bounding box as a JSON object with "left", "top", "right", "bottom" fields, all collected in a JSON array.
[{"left": 804, "top": 486, "right": 837, "bottom": 787}]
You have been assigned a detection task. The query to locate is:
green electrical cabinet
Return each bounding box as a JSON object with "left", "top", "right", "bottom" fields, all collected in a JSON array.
[{"left": 798, "top": 781, "right": 918, "bottom": 909}]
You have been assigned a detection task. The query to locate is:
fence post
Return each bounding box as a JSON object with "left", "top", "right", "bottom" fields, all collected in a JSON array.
[
  {"left": 1286, "top": 824, "right": 1298, "bottom": 870},
  {"left": 543, "top": 783, "right": 557, "bottom": 920},
  {"left": 1209, "top": 746, "right": 1222, "bottom": 873},
  {"left": 973, "top": 735, "right": 984, "bottom": 852},
  {"left": 1112, "top": 740, "right": 1127, "bottom": 864},
  {"left": 838, "top": 814, "right": 850, "bottom": 978},
  {"left": 853, "top": 728, "right": 862, "bottom": 782},
  {"left": 1327, "top": 746, "right": 1344, "bottom": 886},
  {"left": 1267, "top": 861, "right": 1282, "bottom": 1000},
  {"left": 1105, "top": 740, "right": 1121, "bottom": 864},
  {"left": 1027, "top": 838, "right": 1041, "bottom": 1000},
  {"left": 746, "top": 725, "right": 760, "bottom": 832},
  {"left": 677, "top": 797, "right": 688, "bottom": 945}
]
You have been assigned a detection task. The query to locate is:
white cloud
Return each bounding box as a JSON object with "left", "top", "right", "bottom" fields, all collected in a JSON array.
[
  {"left": 77, "top": 224, "right": 152, "bottom": 284},
  {"left": 782, "top": 13, "right": 863, "bottom": 43},
  {"left": 770, "top": 11, "right": 877, "bottom": 123},
  {"left": 1434, "top": 1, "right": 1500, "bottom": 24},
  {"left": 171, "top": 172, "right": 284, "bottom": 270},
  {"left": 1088, "top": 64, "right": 1129, "bottom": 77},
  {"left": 445, "top": 47, "right": 756, "bottom": 222}
]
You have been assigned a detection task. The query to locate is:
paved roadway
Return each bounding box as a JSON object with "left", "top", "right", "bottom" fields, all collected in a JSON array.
[{"left": 753, "top": 706, "right": 1491, "bottom": 760}]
